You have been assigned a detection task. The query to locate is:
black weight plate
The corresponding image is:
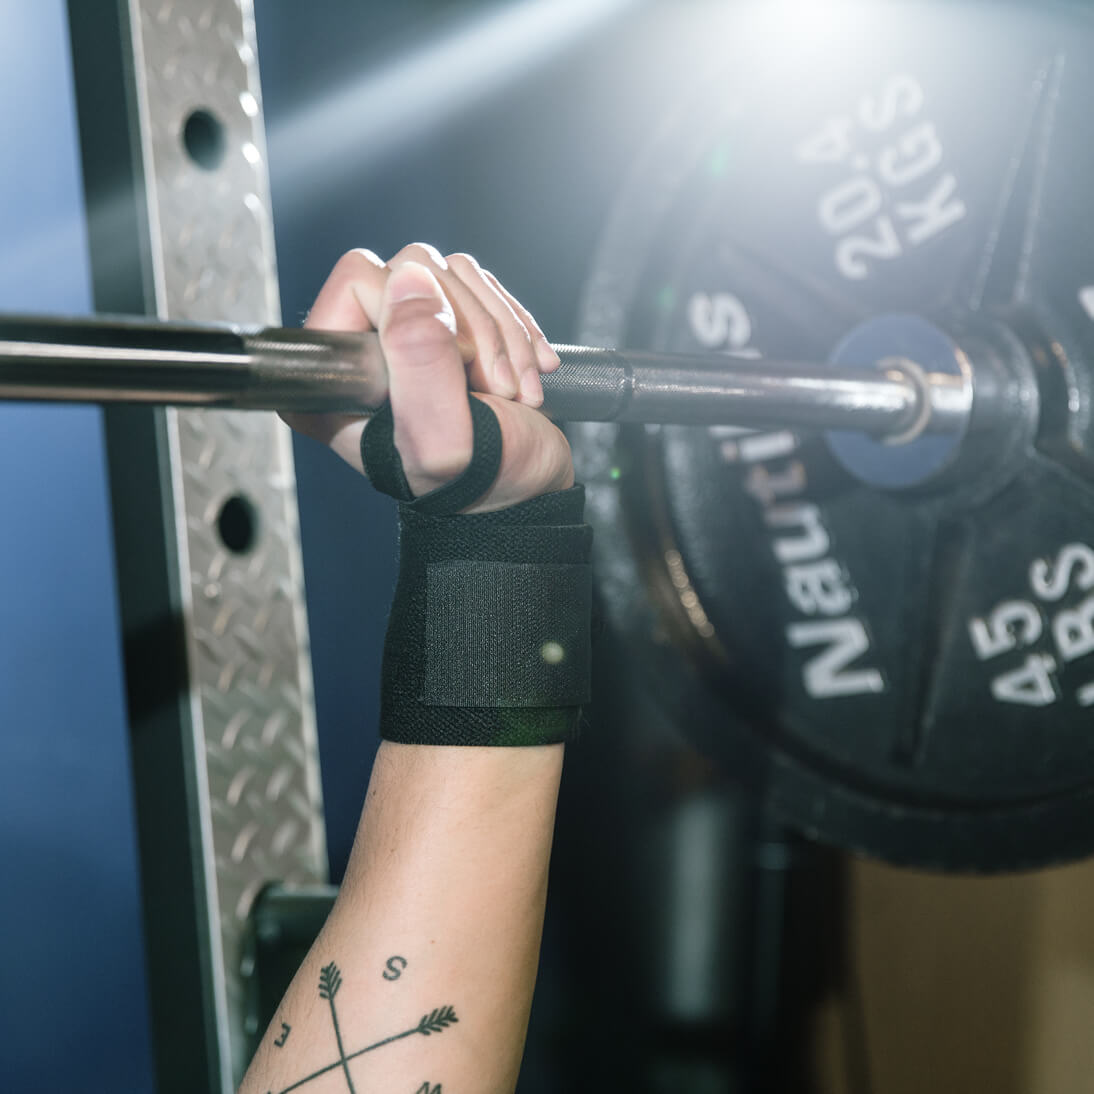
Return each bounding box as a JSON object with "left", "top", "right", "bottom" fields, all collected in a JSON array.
[{"left": 575, "top": 0, "right": 1094, "bottom": 870}]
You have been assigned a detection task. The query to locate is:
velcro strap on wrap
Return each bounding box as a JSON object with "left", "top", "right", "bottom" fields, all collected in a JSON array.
[
  {"left": 380, "top": 485, "right": 594, "bottom": 747},
  {"left": 423, "top": 560, "right": 592, "bottom": 707}
]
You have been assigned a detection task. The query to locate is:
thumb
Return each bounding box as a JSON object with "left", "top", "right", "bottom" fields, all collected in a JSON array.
[{"left": 379, "top": 261, "right": 474, "bottom": 495}]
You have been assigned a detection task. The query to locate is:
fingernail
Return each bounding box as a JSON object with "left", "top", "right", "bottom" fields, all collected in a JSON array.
[
  {"left": 387, "top": 262, "right": 440, "bottom": 303},
  {"left": 536, "top": 338, "right": 561, "bottom": 371},
  {"left": 495, "top": 354, "right": 520, "bottom": 398},
  {"left": 519, "top": 367, "right": 544, "bottom": 406}
]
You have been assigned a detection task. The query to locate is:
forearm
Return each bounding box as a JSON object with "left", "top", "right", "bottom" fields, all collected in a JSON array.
[{"left": 240, "top": 740, "right": 564, "bottom": 1094}]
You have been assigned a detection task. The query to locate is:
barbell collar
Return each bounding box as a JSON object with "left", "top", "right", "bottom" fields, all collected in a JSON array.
[{"left": 0, "top": 314, "right": 962, "bottom": 439}]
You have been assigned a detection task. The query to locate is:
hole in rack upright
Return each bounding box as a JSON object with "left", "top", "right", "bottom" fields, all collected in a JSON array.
[
  {"left": 217, "top": 494, "right": 259, "bottom": 554},
  {"left": 182, "top": 108, "right": 227, "bottom": 171}
]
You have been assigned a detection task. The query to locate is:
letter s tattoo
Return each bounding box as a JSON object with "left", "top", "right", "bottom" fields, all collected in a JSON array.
[{"left": 383, "top": 955, "right": 408, "bottom": 981}]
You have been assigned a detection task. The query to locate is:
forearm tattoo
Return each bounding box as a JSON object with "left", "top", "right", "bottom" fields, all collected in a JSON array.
[{"left": 263, "top": 956, "right": 457, "bottom": 1094}]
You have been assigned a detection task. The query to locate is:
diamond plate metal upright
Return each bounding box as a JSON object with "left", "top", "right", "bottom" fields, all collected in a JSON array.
[{"left": 66, "top": 2, "right": 327, "bottom": 1090}]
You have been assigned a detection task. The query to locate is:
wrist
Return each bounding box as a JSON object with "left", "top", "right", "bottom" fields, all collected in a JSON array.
[{"left": 373, "top": 740, "right": 565, "bottom": 807}]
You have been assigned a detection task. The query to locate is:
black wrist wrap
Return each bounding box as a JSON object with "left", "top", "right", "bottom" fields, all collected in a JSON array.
[
  {"left": 362, "top": 399, "right": 593, "bottom": 746},
  {"left": 380, "top": 486, "right": 594, "bottom": 746}
]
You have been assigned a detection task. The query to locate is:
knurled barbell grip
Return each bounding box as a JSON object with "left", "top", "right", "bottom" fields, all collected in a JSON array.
[
  {"left": 0, "top": 314, "right": 937, "bottom": 437},
  {"left": 546, "top": 345, "right": 926, "bottom": 433}
]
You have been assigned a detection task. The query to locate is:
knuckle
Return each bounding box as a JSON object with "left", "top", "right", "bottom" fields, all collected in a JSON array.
[
  {"left": 446, "top": 251, "right": 481, "bottom": 273},
  {"left": 501, "top": 312, "right": 535, "bottom": 358},
  {"left": 468, "top": 314, "right": 505, "bottom": 356},
  {"left": 480, "top": 267, "right": 505, "bottom": 292},
  {"left": 333, "top": 248, "right": 383, "bottom": 276},
  {"left": 392, "top": 241, "right": 447, "bottom": 269}
]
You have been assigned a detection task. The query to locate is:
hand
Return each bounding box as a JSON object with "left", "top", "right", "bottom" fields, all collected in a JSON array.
[{"left": 283, "top": 244, "right": 574, "bottom": 513}]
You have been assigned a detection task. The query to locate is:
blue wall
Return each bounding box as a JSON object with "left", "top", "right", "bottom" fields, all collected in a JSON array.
[{"left": 0, "top": 2, "right": 155, "bottom": 1090}]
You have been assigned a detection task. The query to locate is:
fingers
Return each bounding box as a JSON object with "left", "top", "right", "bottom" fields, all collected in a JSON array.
[
  {"left": 471, "top": 259, "right": 561, "bottom": 375},
  {"left": 285, "top": 243, "right": 559, "bottom": 498},
  {"left": 281, "top": 249, "right": 390, "bottom": 472},
  {"left": 309, "top": 243, "right": 555, "bottom": 408},
  {"left": 446, "top": 252, "right": 557, "bottom": 406},
  {"left": 380, "top": 263, "right": 474, "bottom": 497},
  {"left": 306, "top": 247, "right": 387, "bottom": 332},
  {"left": 388, "top": 243, "right": 550, "bottom": 407},
  {"left": 388, "top": 243, "right": 518, "bottom": 400}
]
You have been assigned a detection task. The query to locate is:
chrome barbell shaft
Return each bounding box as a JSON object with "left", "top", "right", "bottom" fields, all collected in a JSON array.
[{"left": 0, "top": 313, "right": 943, "bottom": 437}]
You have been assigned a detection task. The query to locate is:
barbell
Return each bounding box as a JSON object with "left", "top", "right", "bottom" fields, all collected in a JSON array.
[{"left": 0, "top": 312, "right": 961, "bottom": 442}]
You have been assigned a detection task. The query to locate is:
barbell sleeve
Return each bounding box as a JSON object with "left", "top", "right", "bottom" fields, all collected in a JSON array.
[{"left": 0, "top": 313, "right": 952, "bottom": 438}]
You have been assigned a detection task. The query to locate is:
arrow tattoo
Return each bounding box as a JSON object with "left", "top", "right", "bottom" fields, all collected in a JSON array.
[
  {"left": 269, "top": 963, "right": 459, "bottom": 1094},
  {"left": 318, "top": 963, "right": 355, "bottom": 1093}
]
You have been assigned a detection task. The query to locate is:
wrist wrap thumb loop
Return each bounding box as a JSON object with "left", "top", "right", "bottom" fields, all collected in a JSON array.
[{"left": 361, "top": 397, "right": 504, "bottom": 515}]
